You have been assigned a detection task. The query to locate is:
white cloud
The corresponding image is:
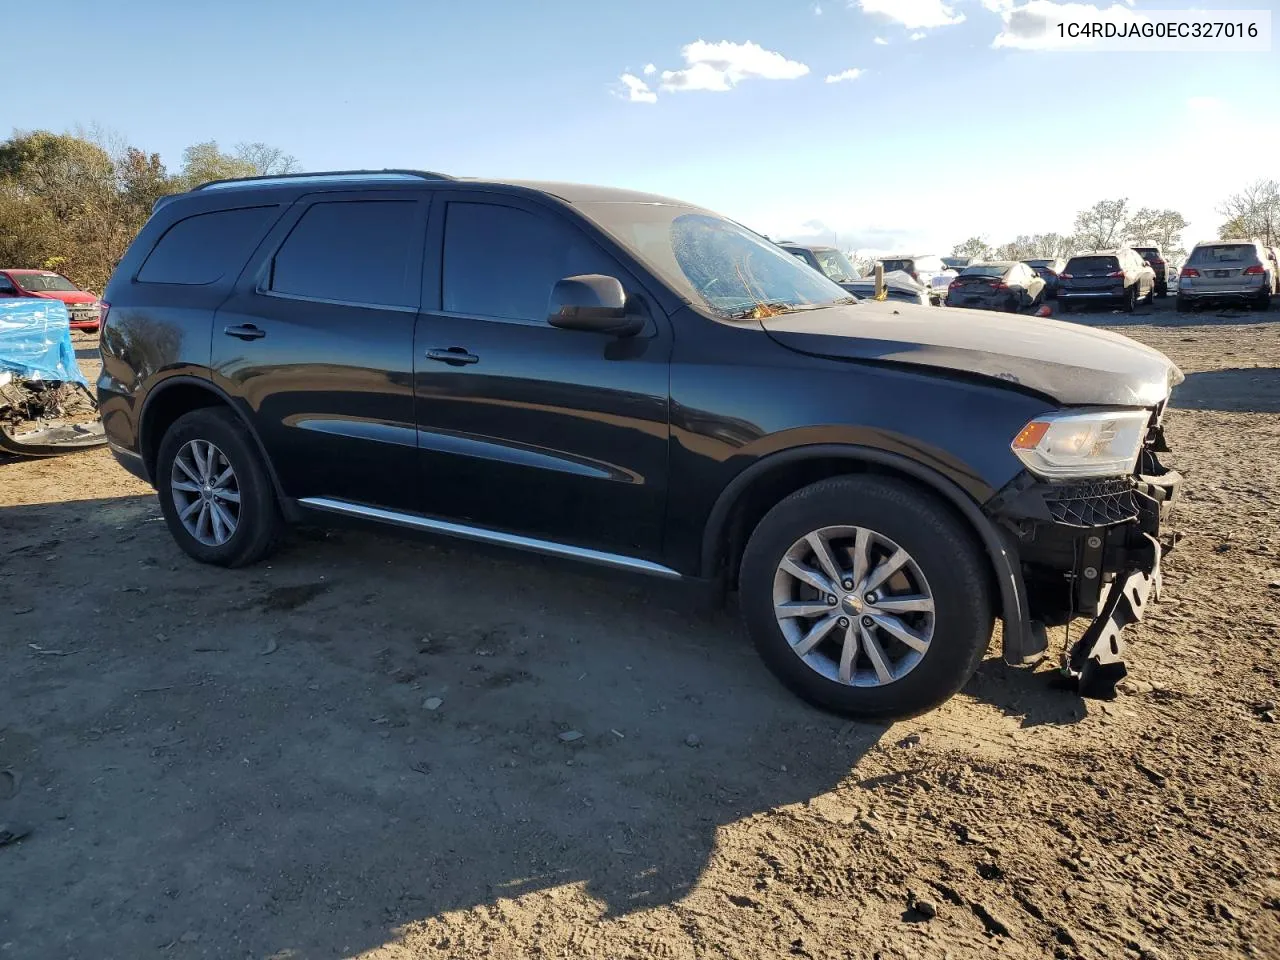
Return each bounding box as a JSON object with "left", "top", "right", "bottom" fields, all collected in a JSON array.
[
  {"left": 857, "top": 0, "right": 965, "bottom": 29},
  {"left": 984, "top": 1, "right": 1144, "bottom": 50},
  {"left": 813, "top": 3, "right": 824, "bottom": 14},
  {"left": 618, "top": 73, "right": 657, "bottom": 104},
  {"left": 825, "top": 68, "right": 865, "bottom": 83},
  {"left": 659, "top": 40, "right": 810, "bottom": 92},
  {"left": 642, "top": 63, "right": 656, "bottom": 75},
  {"left": 873, "top": 36, "right": 889, "bottom": 45},
  {"left": 910, "top": 31, "right": 926, "bottom": 40}
]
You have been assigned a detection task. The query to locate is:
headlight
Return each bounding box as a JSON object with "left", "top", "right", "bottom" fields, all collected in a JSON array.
[{"left": 1011, "top": 409, "right": 1149, "bottom": 479}]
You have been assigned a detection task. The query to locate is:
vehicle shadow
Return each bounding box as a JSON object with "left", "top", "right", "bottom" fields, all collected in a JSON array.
[
  {"left": 0, "top": 490, "right": 1097, "bottom": 958},
  {"left": 1170, "top": 368, "right": 1280, "bottom": 414}
]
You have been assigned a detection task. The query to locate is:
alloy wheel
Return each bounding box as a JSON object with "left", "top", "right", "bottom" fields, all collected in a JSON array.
[
  {"left": 772, "top": 525, "right": 935, "bottom": 687},
  {"left": 170, "top": 439, "right": 241, "bottom": 547}
]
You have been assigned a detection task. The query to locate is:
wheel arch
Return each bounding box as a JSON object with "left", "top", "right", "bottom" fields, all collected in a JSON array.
[
  {"left": 699, "top": 444, "right": 1033, "bottom": 661},
  {"left": 138, "top": 376, "right": 293, "bottom": 516}
]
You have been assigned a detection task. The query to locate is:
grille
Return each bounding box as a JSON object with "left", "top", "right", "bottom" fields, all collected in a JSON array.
[{"left": 1043, "top": 478, "right": 1138, "bottom": 527}]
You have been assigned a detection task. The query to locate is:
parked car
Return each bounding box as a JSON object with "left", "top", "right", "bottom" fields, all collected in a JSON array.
[
  {"left": 945, "top": 262, "right": 1046, "bottom": 312},
  {"left": 1176, "top": 240, "right": 1276, "bottom": 312},
  {"left": 99, "top": 170, "right": 1184, "bottom": 717},
  {"left": 1023, "top": 258, "right": 1066, "bottom": 299},
  {"left": 875, "top": 254, "right": 947, "bottom": 303},
  {"left": 1130, "top": 246, "right": 1171, "bottom": 297},
  {"left": 842, "top": 269, "right": 933, "bottom": 305},
  {"left": 0, "top": 269, "right": 103, "bottom": 331},
  {"left": 777, "top": 242, "right": 862, "bottom": 291},
  {"left": 1057, "top": 249, "right": 1156, "bottom": 313},
  {"left": 941, "top": 256, "right": 971, "bottom": 272},
  {"left": 928, "top": 269, "right": 959, "bottom": 303}
]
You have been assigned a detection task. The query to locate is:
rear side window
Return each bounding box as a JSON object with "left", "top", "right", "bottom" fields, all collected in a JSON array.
[
  {"left": 960, "top": 264, "right": 1006, "bottom": 278},
  {"left": 879, "top": 259, "right": 911, "bottom": 273},
  {"left": 137, "top": 206, "right": 278, "bottom": 285},
  {"left": 442, "top": 202, "right": 616, "bottom": 324},
  {"left": 270, "top": 200, "right": 419, "bottom": 308},
  {"left": 1190, "top": 244, "right": 1259, "bottom": 264},
  {"left": 1065, "top": 256, "right": 1120, "bottom": 273}
]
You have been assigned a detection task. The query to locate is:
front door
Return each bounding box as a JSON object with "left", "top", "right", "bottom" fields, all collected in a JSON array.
[
  {"left": 412, "top": 193, "right": 672, "bottom": 561},
  {"left": 211, "top": 191, "right": 429, "bottom": 511}
]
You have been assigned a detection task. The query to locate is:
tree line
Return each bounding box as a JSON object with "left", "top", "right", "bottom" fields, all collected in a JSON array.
[
  {"left": 950, "top": 182, "right": 1280, "bottom": 265},
  {"left": 0, "top": 129, "right": 297, "bottom": 294}
]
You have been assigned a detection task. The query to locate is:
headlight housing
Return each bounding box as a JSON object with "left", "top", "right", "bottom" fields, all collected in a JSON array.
[{"left": 1011, "top": 409, "right": 1150, "bottom": 479}]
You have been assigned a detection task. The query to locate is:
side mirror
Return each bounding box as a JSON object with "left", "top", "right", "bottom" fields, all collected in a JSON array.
[{"left": 548, "top": 275, "right": 641, "bottom": 336}]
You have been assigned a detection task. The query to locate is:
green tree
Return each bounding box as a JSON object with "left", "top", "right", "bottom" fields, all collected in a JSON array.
[
  {"left": 178, "top": 141, "right": 259, "bottom": 189},
  {"left": 1073, "top": 198, "right": 1129, "bottom": 250},
  {"left": 1126, "top": 207, "right": 1188, "bottom": 260},
  {"left": 951, "top": 236, "right": 992, "bottom": 260},
  {"left": 1216, "top": 179, "right": 1280, "bottom": 244}
]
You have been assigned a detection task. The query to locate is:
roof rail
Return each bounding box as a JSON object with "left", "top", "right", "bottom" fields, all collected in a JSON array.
[{"left": 194, "top": 169, "right": 454, "bottom": 191}]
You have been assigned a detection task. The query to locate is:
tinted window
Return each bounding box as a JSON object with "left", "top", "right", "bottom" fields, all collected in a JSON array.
[
  {"left": 138, "top": 206, "right": 278, "bottom": 285},
  {"left": 443, "top": 202, "right": 617, "bottom": 323},
  {"left": 1132, "top": 247, "right": 1159, "bottom": 259},
  {"left": 879, "top": 259, "right": 912, "bottom": 273},
  {"left": 271, "top": 200, "right": 419, "bottom": 307},
  {"left": 0, "top": 275, "right": 17, "bottom": 292},
  {"left": 1065, "top": 256, "right": 1120, "bottom": 273}
]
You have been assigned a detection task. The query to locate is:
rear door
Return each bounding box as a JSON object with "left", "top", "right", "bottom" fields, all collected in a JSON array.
[
  {"left": 1064, "top": 255, "right": 1121, "bottom": 291},
  {"left": 211, "top": 190, "right": 429, "bottom": 511},
  {"left": 411, "top": 191, "right": 673, "bottom": 560}
]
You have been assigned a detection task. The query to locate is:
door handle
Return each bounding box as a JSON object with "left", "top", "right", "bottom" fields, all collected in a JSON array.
[
  {"left": 224, "top": 324, "right": 266, "bottom": 341},
  {"left": 425, "top": 347, "right": 479, "bottom": 366}
]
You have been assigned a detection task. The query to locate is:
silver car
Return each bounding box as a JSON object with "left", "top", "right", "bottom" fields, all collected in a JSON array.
[
  {"left": 875, "top": 254, "right": 947, "bottom": 304},
  {"left": 1177, "top": 240, "right": 1276, "bottom": 312}
]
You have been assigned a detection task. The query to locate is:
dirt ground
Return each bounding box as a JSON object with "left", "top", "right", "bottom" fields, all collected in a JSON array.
[{"left": 2, "top": 298, "right": 1278, "bottom": 960}]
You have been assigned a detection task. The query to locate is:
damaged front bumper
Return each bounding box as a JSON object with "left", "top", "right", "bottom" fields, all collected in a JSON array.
[{"left": 986, "top": 445, "right": 1182, "bottom": 698}]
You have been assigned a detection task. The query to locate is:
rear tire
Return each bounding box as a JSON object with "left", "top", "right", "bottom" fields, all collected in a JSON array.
[
  {"left": 739, "top": 476, "right": 993, "bottom": 720},
  {"left": 1253, "top": 288, "right": 1272, "bottom": 311},
  {"left": 156, "top": 407, "right": 282, "bottom": 568},
  {"left": 1176, "top": 296, "right": 1190, "bottom": 314},
  {"left": 1156, "top": 281, "right": 1168, "bottom": 298},
  {"left": 1123, "top": 286, "right": 1137, "bottom": 313},
  {"left": 1059, "top": 300, "right": 1074, "bottom": 314}
]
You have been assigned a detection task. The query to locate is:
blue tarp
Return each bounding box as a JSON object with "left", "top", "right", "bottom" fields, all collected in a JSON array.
[{"left": 0, "top": 298, "right": 88, "bottom": 386}]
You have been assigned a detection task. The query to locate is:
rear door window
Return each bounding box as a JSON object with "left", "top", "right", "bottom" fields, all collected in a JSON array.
[
  {"left": 442, "top": 201, "right": 616, "bottom": 324},
  {"left": 137, "top": 206, "right": 279, "bottom": 285},
  {"left": 269, "top": 200, "right": 420, "bottom": 308}
]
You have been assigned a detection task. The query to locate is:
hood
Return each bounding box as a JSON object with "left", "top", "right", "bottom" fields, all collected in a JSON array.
[
  {"left": 760, "top": 300, "right": 1183, "bottom": 407},
  {"left": 27, "top": 289, "right": 97, "bottom": 304}
]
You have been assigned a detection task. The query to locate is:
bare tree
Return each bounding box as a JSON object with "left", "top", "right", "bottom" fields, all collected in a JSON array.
[
  {"left": 1216, "top": 178, "right": 1280, "bottom": 244},
  {"left": 1073, "top": 198, "right": 1130, "bottom": 250},
  {"left": 234, "top": 142, "right": 300, "bottom": 176}
]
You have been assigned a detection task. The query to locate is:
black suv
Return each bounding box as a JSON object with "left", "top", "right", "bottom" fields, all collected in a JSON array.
[
  {"left": 1130, "top": 246, "right": 1169, "bottom": 298},
  {"left": 99, "top": 171, "right": 1184, "bottom": 719}
]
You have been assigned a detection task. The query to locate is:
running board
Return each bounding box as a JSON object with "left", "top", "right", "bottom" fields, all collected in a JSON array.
[{"left": 297, "top": 497, "right": 683, "bottom": 580}]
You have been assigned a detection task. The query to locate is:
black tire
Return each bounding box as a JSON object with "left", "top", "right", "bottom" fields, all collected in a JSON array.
[
  {"left": 1175, "top": 297, "right": 1190, "bottom": 314},
  {"left": 1156, "top": 281, "right": 1168, "bottom": 298},
  {"left": 156, "top": 407, "right": 282, "bottom": 567},
  {"left": 1059, "top": 299, "right": 1074, "bottom": 314},
  {"left": 739, "top": 476, "right": 993, "bottom": 720},
  {"left": 1123, "top": 286, "right": 1137, "bottom": 313},
  {"left": 1253, "top": 289, "right": 1271, "bottom": 312}
]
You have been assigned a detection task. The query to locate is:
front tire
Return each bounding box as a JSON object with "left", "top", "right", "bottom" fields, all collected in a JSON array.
[
  {"left": 739, "top": 476, "right": 993, "bottom": 720},
  {"left": 1123, "top": 285, "right": 1137, "bottom": 313},
  {"left": 156, "top": 407, "right": 282, "bottom": 567}
]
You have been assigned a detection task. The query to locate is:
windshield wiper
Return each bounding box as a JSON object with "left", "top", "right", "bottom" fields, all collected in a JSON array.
[{"left": 723, "top": 300, "right": 798, "bottom": 319}]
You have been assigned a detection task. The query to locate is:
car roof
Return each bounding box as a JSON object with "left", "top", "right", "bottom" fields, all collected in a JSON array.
[
  {"left": 1069, "top": 250, "right": 1126, "bottom": 257},
  {"left": 177, "top": 170, "right": 700, "bottom": 209},
  {"left": 779, "top": 242, "right": 835, "bottom": 252},
  {"left": 967, "top": 260, "right": 1017, "bottom": 268}
]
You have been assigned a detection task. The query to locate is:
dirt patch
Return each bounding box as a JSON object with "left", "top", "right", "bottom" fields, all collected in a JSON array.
[{"left": 1, "top": 315, "right": 1278, "bottom": 959}]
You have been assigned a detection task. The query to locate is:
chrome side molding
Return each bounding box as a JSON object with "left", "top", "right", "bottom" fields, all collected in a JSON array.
[{"left": 297, "top": 497, "right": 683, "bottom": 580}]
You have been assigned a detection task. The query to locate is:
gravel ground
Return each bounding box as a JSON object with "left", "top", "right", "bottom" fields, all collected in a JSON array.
[{"left": 1, "top": 298, "right": 1278, "bottom": 960}]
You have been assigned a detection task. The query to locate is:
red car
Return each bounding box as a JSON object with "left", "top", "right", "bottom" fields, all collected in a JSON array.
[{"left": 0, "top": 269, "right": 103, "bottom": 331}]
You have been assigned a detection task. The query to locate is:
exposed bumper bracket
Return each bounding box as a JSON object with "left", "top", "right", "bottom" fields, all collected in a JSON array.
[{"left": 1063, "top": 532, "right": 1163, "bottom": 699}]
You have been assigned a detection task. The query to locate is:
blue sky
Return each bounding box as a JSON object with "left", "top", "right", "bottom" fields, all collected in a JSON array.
[{"left": 8, "top": 0, "right": 1278, "bottom": 255}]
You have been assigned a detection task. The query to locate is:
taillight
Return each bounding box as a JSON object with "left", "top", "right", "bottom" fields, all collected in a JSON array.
[
  {"left": 1107, "top": 270, "right": 1125, "bottom": 278},
  {"left": 1058, "top": 273, "right": 1073, "bottom": 280},
  {"left": 1180, "top": 267, "right": 1200, "bottom": 278},
  {"left": 1243, "top": 265, "right": 1265, "bottom": 276},
  {"left": 990, "top": 281, "right": 1008, "bottom": 291}
]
